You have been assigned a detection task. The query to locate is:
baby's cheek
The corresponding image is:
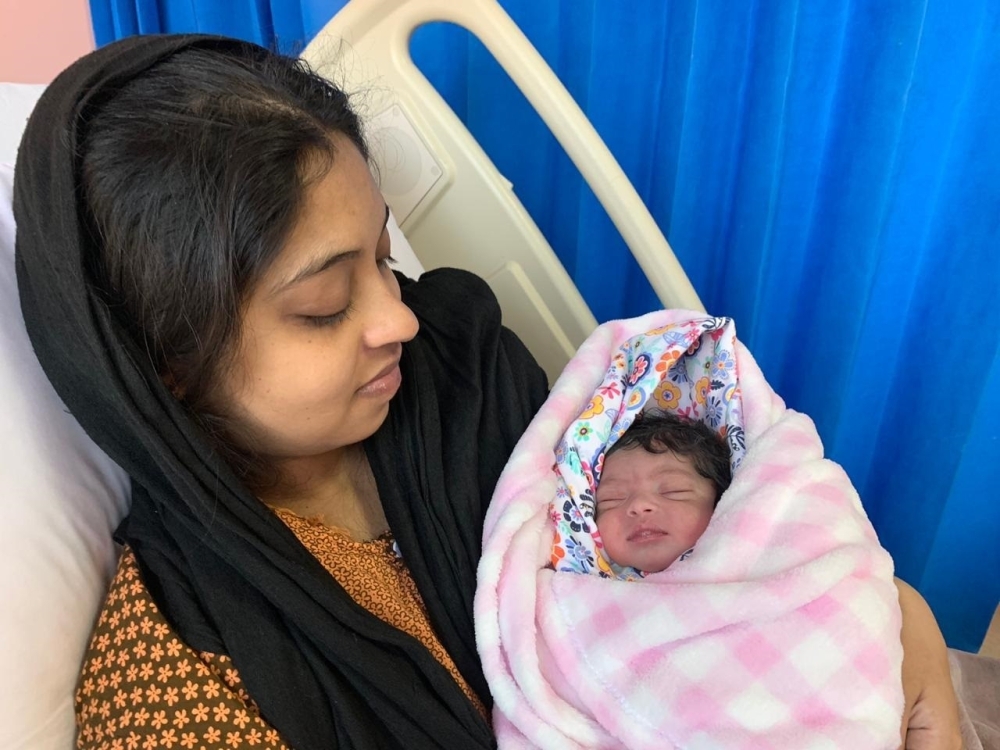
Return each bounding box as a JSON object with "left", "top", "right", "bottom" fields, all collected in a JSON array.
[
  {"left": 596, "top": 515, "right": 622, "bottom": 553},
  {"left": 675, "top": 507, "right": 714, "bottom": 545}
]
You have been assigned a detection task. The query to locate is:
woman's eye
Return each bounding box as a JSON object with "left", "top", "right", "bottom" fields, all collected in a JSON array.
[
  {"left": 377, "top": 254, "right": 397, "bottom": 271},
  {"left": 302, "top": 306, "right": 351, "bottom": 328}
]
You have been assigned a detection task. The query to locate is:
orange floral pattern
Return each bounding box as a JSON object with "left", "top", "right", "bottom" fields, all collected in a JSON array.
[
  {"left": 76, "top": 510, "right": 484, "bottom": 749},
  {"left": 694, "top": 377, "right": 711, "bottom": 405},
  {"left": 75, "top": 547, "right": 287, "bottom": 750},
  {"left": 653, "top": 379, "right": 682, "bottom": 410}
]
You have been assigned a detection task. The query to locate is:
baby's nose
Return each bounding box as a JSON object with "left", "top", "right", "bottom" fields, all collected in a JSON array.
[{"left": 627, "top": 497, "right": 657, "bottom": 515}]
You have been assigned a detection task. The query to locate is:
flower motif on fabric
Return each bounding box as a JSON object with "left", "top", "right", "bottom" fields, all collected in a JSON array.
[
  {"left": 593, "top": 451, "right": 606, "bottom": 482},
  {"left": 562, "top": 500, "right": 588, "bottom": 533},
  {"left": 694, "top": 377, "right": 710, "bottom": 405},
  {"left": 653, "top": 379, "right": 682, "bottom": 410},
  {"left": 575, "top": 423, "right": 594, "bottom": 442},
  {"left": 580, "top": 395, "right": 605, "bottom": 419},
  {"left": 626, "top": 353, "right": 651, "bottom": 386},
  {"left": 595, "top": 549, "right": 616, "bottom": 578},
  {"left": 598, "top": 381, "right": 622, "bottom": 399},
  {"left": 550, "top": 532, "right": 566, "bottom": 568},
  {"left": 711, "top": 349, "right": 736, "bottom": 380},
  {"left": 565, "top": 537, "right": 595, "bottom": 570},
  {"left": 655, "top": 350, "right": 681, "bottom": 375},
  {"left": 705, "top": 396, "right": 725, "bottom": 428},
  {"left": 659, "top": 329, "right": 690, "bottom": 349},
  {"left": 626, "top": 388, "right": 645, "bottom": 410},
  {"left": 669, "top": 362, "right": 691, "bottom": 385}
]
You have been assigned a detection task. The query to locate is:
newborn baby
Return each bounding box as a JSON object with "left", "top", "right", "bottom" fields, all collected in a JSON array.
[
  {"left": 483, "top": 320, "right": 906, "bottom": 748},
  {"left": 595, "top": 412, "right": 731, "bottom": 572}
]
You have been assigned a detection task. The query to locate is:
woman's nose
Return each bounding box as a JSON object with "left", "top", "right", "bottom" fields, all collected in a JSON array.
[{"left": 363, "top": 280, "right": 419, "bottom": 350}]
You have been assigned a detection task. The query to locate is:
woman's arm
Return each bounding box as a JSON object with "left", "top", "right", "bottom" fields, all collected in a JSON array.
[{"left": 896, "top": 578, "right": 963, "bottom": 750}]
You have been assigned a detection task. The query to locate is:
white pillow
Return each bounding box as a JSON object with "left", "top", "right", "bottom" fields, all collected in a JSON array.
[
  {"left": 0, "top": 163, "right": 130, "bottom": 750},
  {"left": 0, "top": 84, "right": 47, "bottom": 166}
]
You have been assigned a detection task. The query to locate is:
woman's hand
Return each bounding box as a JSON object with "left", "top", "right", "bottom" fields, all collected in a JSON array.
[{"left": 896, "top": 578, "right": 963, "bottom": 749}]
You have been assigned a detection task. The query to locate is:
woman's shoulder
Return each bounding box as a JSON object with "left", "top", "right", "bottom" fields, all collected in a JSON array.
[
  {"left": 391, "top": 268, "right": 548, "bottom": 438},
  {"left": 75, "top": 547, "right": 289, "bottom": 749}
]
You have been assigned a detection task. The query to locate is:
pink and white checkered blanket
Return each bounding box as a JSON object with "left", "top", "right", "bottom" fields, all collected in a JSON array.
[{"left": 476, "top": 311, "right": 904, "bottom": 749}]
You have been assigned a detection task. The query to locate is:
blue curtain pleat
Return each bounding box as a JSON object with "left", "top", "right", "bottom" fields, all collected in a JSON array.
[
  {"left": 91, "top": 0, "right": 347, "bottom": 51},
  {"left": 89, "top": 0, "right": 162, "bottom": 40},
  {"left": 920, "top": 349, "right": 1000, "bottom": 649},
  {"left": 89, "top": 0, "right": 1000, "bottom": 651}
]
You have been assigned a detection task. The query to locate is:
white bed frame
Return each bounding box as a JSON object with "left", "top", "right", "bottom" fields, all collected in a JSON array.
[{"left": 303, "top": 0, "right": 703, "bottom": 383}]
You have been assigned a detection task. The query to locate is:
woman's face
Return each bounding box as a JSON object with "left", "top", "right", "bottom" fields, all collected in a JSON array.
[{"left": 217, "top": 133, "right": 419, "bottom": 463}]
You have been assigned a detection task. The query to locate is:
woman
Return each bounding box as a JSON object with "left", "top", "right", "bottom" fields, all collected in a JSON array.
[{"left": 14, "top": 35, "right": 958, "bottom": 749}]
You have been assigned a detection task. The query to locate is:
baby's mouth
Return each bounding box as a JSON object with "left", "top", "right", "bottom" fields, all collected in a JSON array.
[{"left": 627, "top": 527, "right": 668, "bottom": 543}]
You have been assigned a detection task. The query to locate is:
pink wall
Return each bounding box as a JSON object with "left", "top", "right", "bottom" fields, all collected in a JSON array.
[{"left": 0, "top": 0, "right": 95, "bottom": 83}]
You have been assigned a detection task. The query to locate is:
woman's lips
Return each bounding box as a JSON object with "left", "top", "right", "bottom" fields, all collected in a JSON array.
[
  {"left": 627, "top": 527, "right": 668, "bottom": 543},
  {"left": 358, "top": 360, "right": 402, "bottom": 397}
]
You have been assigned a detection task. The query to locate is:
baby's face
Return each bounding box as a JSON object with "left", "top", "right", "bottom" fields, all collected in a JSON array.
[{"left": 595, "top": 447, "right": 716, "bottom": 573}]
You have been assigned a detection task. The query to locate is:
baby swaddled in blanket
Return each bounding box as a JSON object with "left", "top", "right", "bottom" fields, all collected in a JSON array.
[
  {"left": 475, "top": 312, "right": 905, "bottom": 749},
  {"left": 593, "top": 411, "right": 731, "bottom": 576}
]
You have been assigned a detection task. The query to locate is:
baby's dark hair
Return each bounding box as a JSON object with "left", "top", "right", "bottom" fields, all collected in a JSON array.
[{"left": 605, "top": 412, "right": 732, "bottom": 503}]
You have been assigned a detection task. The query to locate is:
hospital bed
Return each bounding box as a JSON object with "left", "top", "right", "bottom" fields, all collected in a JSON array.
[
  {"left": 302, "top": 0, "right": 703, "bottom": 383},
  {"left": 0, "top": 3, "right": 702, "bottom": 746}
]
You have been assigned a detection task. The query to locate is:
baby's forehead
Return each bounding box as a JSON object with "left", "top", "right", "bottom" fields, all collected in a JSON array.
[{"left": 602, "top": 447, "right": 694, "bottom": 477}]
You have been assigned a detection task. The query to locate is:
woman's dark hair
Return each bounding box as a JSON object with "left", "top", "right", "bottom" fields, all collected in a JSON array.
[
  {"left": 605, "top": 411, "right": 732, "bottom": 503},
  {"left": 81, "top": 46, "right": 368, "bottom": 486}
]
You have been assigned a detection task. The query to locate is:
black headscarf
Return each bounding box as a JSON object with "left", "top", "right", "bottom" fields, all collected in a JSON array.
[{"left": 14, "top": 34, "right": 548, "bottom": 749}]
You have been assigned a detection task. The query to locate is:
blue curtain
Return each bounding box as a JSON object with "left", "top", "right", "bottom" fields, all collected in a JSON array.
[{"left": 91, "top": 0, "right": 999, "bottom": 652}]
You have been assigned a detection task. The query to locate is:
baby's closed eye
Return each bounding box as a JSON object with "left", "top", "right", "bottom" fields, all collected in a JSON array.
[{"left": 659, "top": 487, "right": 695, "bottom": 499}]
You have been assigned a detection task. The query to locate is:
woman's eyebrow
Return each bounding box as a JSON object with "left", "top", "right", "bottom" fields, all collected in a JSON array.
[
  {"left": 270, "top": 205, "right": 390, "bottom": 296},
  {"left": 272, "top": 248, "right": 360, "bottom": 296}
]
